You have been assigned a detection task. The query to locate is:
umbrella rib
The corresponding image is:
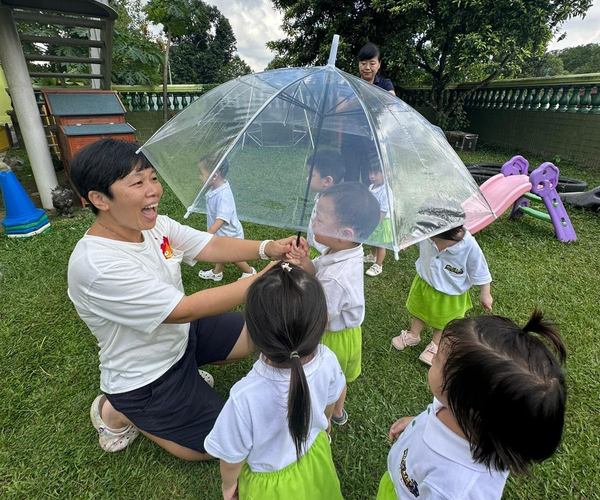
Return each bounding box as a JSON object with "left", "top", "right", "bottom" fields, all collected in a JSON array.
[
  {"left": 335, "top": 70, "right": 400, "bottom": 254},
  {"left": 184, "top": 69, "right": 328, "bottom": 216}
]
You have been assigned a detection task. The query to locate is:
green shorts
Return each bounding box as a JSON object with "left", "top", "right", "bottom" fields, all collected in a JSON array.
[
  {"left": 309, "top": 247, "right": 322, "bottom": 260},
  {"left": 376, "top": 471, "right": 397, "bottom": 500},
  {"left": 370, "top": 218, "right": 393, "bottom": 245},
  {"left": 406, "top": 275, "right": 472, "bottom": 330},
  {"left": 321, "top": 326, "right": 362, "bottom": 383},
  {"left": 238, "top": 431, "right": 342, "bottom": 500}
]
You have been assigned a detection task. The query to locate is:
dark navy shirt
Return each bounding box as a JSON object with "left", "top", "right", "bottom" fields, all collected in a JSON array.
[{"left": 374, "top": 74, "right": 395, "bottom": 92}]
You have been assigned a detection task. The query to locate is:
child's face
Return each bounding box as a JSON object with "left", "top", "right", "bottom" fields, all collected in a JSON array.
[
  {"left": 313, "top": 195, "right": 351, "bottom": 248},
  {"left": 308, "top": 167, "right": 332, "bottom": 194},
  {"left": 428, "top": 340, "right": 448, "bottom": 406},
  {"left": 368, "top": 170, "right": 384, "bottom": 187}
]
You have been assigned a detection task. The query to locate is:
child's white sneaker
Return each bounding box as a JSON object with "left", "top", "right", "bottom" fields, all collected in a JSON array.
[
  {"left": 198, "top": 269, "right": 223, "bottom": 281},
  {"left": 366, "top": 263, "right": 382, "bottom": 276},
  {"left": 419, "top": 342, "right": 438, "bottom": 366},
  {"left": 364, "top": 254, "right": 377, "bottom": 263},
  {"left": 238, "top": 267, "right": 257, "bottom": 280}
]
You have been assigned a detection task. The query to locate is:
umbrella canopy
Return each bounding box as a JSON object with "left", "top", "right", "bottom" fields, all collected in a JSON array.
[{"left": 140, "top": 39, "right": 493, "bottom": 254}]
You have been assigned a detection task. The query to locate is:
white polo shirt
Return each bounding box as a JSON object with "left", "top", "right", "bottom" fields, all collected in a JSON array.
[
  {"left": 205, "top": 180, "right": 244, "bottom": 239},
  {"left": 416, "top": 230, "right": 491, "bottom": 296},
  {"left": 204, "top": 345, "right": 345, "bottom": 472},
  {"left": 369, "top": 183, "right": 390, "bottom": 219},
  {"left": 313, "top": 244, "right": 365, "bottom": 331},
  {"left": 307, "top": 193, "right": 329, "bottom": 254},
  {"left": 387, "top": 398, "right": 509, "bottom": 500}
]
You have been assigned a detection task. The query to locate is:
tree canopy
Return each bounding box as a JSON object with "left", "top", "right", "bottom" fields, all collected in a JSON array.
[{"left": 269, "top": 0, "right": 593, "bottom": 126}]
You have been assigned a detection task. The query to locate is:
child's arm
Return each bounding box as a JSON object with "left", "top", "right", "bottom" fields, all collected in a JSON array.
[
  {"left": 379, "top": 210, "right": 386, "bottom": 223},
  {"left": 389, "top": 416, "right": 415, "bottom": 441},
  {"left": 207, "top": 218, "right": 226, "bottom": 235},
  {"left": 478, "top": 282, "right": 493, "bottom": 312},
  {"left": 220, "top": 459, "right": 243, "bottom": 500}
]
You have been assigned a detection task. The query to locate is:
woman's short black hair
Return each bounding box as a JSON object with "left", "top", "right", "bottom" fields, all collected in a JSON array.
[
  {"left": 321, "top": 181, "right": 381, "bottom": 241},
  {"left": 440, "top": 312, "right": 567, "bottom": 475},
  {"left": 358, "top": 42, "right": 381, "bottom": 62},
  {"left": 69, "top": 139, "right": 153, "bottom": 214}
]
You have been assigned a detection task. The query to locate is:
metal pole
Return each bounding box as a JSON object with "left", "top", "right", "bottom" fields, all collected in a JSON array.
[
  {"left": 0, "top": 7, "right": 58, "bottom": 209},
  {"left": 89, "top": 0, "right": 109, "bottom": 89}
]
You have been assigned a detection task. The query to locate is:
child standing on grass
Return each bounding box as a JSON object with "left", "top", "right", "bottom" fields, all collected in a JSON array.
[
  {"left": 197, "top": 158, "right": 256, "bottom": 282},
  {"left": 290, "top": 182, "right": 380, "bottom": 426},
  {"left": 204, "top": 263, "right": 345, "bottom": 500},
  {"left": 306, "top": 150, "right": 346, "bottom": 258},
  {"left": 364, "top": 165, "right": 393, "bottom": 277},
  {"left": 392, "top": 221, "right": 492, "bottom": 366},
  {"left": 378, "top": 312, "right": 567, "bottom": 500}
]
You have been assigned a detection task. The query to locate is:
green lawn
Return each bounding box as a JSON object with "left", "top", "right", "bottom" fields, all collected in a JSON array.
[{"left": 1, "top": 146, "right": 599, "bottom": 499}]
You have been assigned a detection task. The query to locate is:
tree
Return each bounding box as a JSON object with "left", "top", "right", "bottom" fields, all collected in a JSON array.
[
  {"left": 144, "top": 0, "right": 193, "bottom": 122},
  {"left": 168, "top": 2, "right": 248, "bottom": 84},
  {"left": 516, "top": 53, "right": 566, "bottom": 78},
  {"left": 269, "top": 0, "right": 593, "bottom": 127},
  {"left": 220, "top": 55, "right": 253, "bottom": 81},
  {"left": 555, "top": 43, "right": 600, "bottom": 74}
]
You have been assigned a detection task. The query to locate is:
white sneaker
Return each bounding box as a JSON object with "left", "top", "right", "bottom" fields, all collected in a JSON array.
[
  {"left": 366, "top": 263, "right": 382, "bottom": 276},
  {"left": 198, "top": 369, "right": 214, "bottom": 388},
  {"left": 364, "top": 254, "right": 377, "bottom": 263},
  {"left": 198, "top": 269, "right": 223, "bottom": 281},
  {"left": 238, "top": 267, "right": 257, "bottom": 280}
]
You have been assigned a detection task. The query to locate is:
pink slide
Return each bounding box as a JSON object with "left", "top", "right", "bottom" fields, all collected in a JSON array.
[{"left": 464, "top": 173, "right": 532, "bottom": 235}]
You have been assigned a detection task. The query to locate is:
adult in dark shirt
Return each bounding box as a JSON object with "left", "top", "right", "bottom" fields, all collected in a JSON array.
[{"left": 342, "top": 43, "right": 396, "bottom": 184}]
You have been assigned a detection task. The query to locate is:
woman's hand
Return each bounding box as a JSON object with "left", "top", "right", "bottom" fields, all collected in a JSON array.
[
  {"left": 389, "top": 416, "right": 415, "bottom": 441},
  {"left": 266, "top": 236, "right": 308, "bottom": 260}
]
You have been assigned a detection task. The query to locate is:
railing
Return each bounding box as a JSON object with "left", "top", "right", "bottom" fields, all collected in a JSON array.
[
  {"left": 111, "top": 84, "right": 219, "bottom": 112},
  {"left": 396, "top": 74, "right": 600, "bottom": 114}
]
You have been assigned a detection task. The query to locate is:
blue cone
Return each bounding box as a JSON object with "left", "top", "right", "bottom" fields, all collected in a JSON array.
[{"left": 0, "top": 170, "right": 47, "bottom": 228}]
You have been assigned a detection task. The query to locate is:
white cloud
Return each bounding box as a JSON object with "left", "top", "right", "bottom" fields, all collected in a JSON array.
[
  {"left": 549, "top": 1, "right": 600, "bottom": 50},
  {"left": 205, "top": 1, "right": 284, "bottom": 72}
]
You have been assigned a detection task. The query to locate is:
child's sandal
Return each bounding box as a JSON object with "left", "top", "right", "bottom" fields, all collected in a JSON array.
[{"left": 392, "top": 331, "right": 421, "bottom": 351}]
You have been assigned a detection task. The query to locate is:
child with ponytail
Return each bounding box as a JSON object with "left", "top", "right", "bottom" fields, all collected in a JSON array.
[
  {"left": 204, "top": 262, "right": 345, "bottom": 500},
  {"left": 378, "top": 311, "right": 567, "bottom": 500}
]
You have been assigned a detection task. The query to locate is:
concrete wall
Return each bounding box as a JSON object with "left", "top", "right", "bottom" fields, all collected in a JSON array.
[{"left": 465, "top": 107, "right": 600, "bottom": 167}]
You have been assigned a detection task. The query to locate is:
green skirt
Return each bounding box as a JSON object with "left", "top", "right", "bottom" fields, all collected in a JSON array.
[
  {"left": 406, "top": 275, "right": 472, "bottom": 330},
  {"left": 370, "top": 218, "right": 393, "bottom": 245},
  {"left": 376, "top": 472, "right": 397, "bottom": 500},
  {"left": 309, "top": 247, "right": 322, "bottom": 260},
  {"left": 321, "top": 327, "right": 361, "bottom": 383},
  {"left": 238, "top": 431, "right": 343, "bottom": 500}
]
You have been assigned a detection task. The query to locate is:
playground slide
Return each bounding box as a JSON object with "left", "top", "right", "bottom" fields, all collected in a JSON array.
[{"left": 464, "top": 173, "right": 532, "bottom": 235}]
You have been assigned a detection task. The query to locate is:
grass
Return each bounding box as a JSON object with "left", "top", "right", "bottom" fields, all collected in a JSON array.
[{"left": 1, "top": 145, "right": 599, "bottom": 499}]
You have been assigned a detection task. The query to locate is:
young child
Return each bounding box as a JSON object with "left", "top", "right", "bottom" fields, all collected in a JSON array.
[
  {"left": 378, "top": 312, "right": 567, "bottom": 500},
  {"left": 306, "top": 150, "right": 346, "bottom": 258},
  {"left": 204, "top": 263, "right": 345, "bottom": 500},
  {"left": 392, "top": 218, "right": 492, "bottom": 366},
  {"left": 197, "top": 158, "right": 256, "bottom": 282},
  {"left": 365, "top": 165, "right": 393, "bottom": 277},
  {"left": 291, "top": 182, "right": 380, "bottom": 426}
]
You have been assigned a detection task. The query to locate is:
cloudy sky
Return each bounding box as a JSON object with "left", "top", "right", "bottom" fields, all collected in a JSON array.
[
  {"left": 549, "top": 1, "right": 600, "bottom": 51},
  {"left": 148, "top": 1, "right": 600, "bottom": 73}
]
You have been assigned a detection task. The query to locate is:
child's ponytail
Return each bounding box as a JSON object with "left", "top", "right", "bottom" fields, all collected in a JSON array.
[
  {"left": 288, "top": 352, "right": 311, "bottom": 461},
  {"left": 245, "top": 262, "right": 328, "bottom": 462},
  {"left": 522, "top": 310, "right": 567, "bottom": 363}
]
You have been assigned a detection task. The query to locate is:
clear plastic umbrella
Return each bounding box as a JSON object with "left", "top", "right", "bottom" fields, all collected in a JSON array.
[{"left": 140, "top": 35, "right": 494, "bottom": 256}]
